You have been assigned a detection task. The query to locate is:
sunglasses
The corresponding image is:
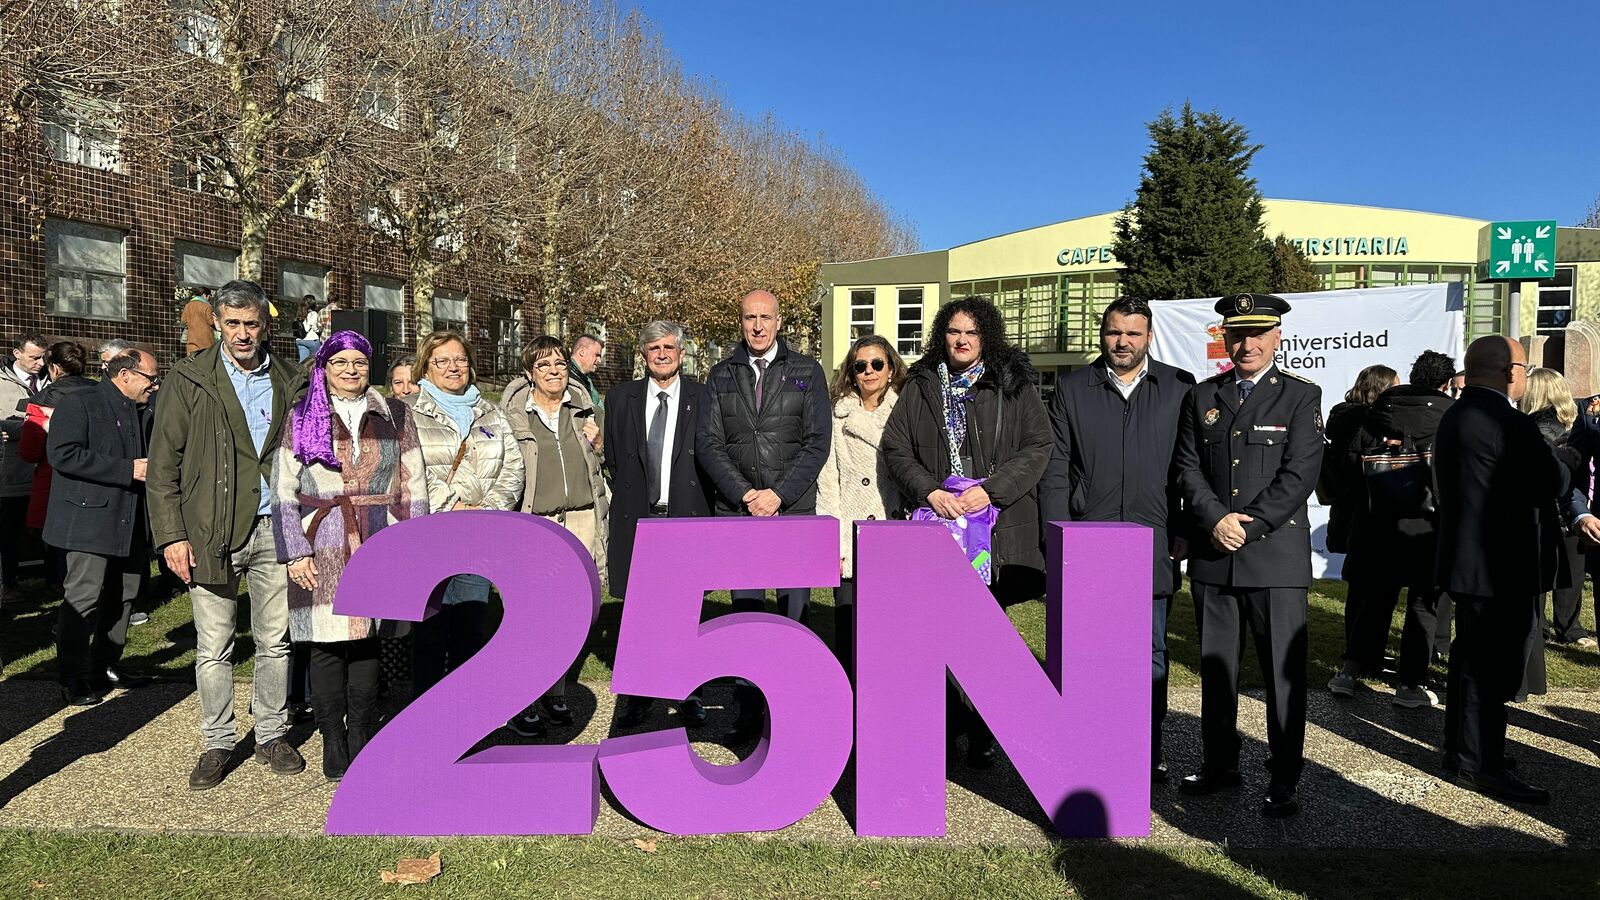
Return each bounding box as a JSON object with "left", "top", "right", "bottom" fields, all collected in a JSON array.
[{"left": 852, "top": 358, "right": 887, "bottom": 374}]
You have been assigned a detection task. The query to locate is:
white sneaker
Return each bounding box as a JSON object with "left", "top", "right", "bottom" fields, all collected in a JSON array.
[
  {"left": 1393, "top": 685, "right": 1439, "bottom": 708},
  {"left": 1327, "top": 672, "right": 1357, "bottom": 697}
]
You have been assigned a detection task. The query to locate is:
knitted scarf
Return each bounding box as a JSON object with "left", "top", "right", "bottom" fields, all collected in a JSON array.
[
  {"left": 421, "top": 378, "right": 482, "bottom": 437},
  {"left": 938, "top": 359, "right": 985, "bottom": 477},
  {"left": 290, "top": 330, "right": 373, "bottom": 470}
]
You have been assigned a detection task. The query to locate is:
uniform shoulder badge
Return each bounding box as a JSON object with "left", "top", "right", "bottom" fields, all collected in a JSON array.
[{"left": 1280, "top": 370, "right": 1316, "bottom": 384}]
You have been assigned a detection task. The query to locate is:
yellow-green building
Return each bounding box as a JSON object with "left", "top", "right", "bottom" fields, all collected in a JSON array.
[{"left": 819, "top": 199, "right": 1600, "bottom": 388}]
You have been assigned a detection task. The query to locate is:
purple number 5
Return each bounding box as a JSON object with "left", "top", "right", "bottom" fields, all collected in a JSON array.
[{"left": 324, "top": 512, "right": 601, "bottom": 835}]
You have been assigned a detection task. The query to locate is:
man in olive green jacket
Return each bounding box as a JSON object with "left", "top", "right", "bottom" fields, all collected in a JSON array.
[{"left": 147, "top": 280, "right": 308, "bottom": 790}]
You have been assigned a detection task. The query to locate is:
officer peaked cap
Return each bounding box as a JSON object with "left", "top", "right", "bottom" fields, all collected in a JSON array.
[{"left": 1215, "top": 292, "right": 1289, "bottom": 328}]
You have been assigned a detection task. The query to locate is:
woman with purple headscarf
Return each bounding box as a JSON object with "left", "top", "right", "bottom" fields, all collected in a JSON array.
[{"left": 270, "top": 330, "right": 429, "bottom": 782}]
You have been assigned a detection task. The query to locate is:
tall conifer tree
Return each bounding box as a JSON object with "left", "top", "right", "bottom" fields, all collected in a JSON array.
[
  {"left": 1112, "top": 104, "right": 1272, "bottom": 300},
  {"left": 1269, "top": 235, "right": 1322, "bottom": 294}
]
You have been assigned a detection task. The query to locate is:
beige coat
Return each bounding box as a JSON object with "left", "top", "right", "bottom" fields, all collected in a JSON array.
[
  {"left": 411, "top": 387, "right": 524, "bottom": 513},
  {"left": 816, "top": 389, "right": 903, "bottom": 577},
  {"left": 502, "top": 374, "right": 609, "bottom": 580}
]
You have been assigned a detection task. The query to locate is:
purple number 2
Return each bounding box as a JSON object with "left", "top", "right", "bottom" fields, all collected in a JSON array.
[{"left": 325, "top": 512, "right": 602, "bottom": 835}]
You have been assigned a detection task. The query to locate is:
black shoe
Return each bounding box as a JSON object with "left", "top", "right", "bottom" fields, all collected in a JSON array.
[
  {"left": 541, "top": 697, "right": 573, "bottom": 726},
  {"left": 189, "top": 748, "right": 232, "bottom": 790},
  {"left": 1262, "top": 784, "right": 1300, "bottom": 818},
  {"left": 679, "top": 697, "right": 707, "bottom": 728},
  {"left": 1152, "top": 760, "right": 1169, "bottom": 783},
  {"left": 100, "top": 667, "right": 151, "bottom": 689},
  {"left": 507, "top": 708, "right": 546, "bottom": 738},
  {"left": 60, "top": 683, "right": 102, "bottom": 707},
  {"left": 1179, "top": 769, "right": 1244, "bottom": 796},
  {"left": 290, "top": 703, "right": 315, "bottom": 724},
  {"left": 1455, "top": 768, "right": 1550, "bottom": 805},
  {"left": 616, "top": 697, "right": 652, "bottom": 728},
  {"left": 964, "top": 736, "right": 997, "bottom": 770},
  {"left": 254, "top": 738, "right": 307, "bottom": 776},
  {"left": 1442, "top": 752, "right": 1516, "bottom": 775}
]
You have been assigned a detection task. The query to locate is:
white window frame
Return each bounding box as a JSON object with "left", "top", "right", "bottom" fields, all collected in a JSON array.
[
  {"left": 44, "top": 219, "right": 127, "bottom": 321},
  {"left": 361, "top": 64, "right": 402, "bottom": 130},
  {"left": 1536, "top": 266, "right": 1576, "bottom": 336},
  {"left": 434, "top": 289, "right": 468, "bottom": 332},
  {"left": 849, "top": 288, "right": 875, "bottom": 340},
  {"left": 172, "top": 1, "right": 222, "bottom": 62},
  {"left": 41, "top": 91, "right": 121, "bottom": 173},
  {"left": 895, "top": 287, "right": 924, "bottom": 356},
  {"left": 278, "top": 31, "right": 327, "bottom": 102}
]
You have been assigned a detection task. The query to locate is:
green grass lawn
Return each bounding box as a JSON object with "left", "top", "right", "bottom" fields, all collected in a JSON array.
[
  {"left": 4, "top": 567, "right": 1596, "bottom": 691},
  {"left": 0, "top": 831, "right": 1594, "bottom": 899}
]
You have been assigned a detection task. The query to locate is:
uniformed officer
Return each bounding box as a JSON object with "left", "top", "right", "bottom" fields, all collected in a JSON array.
[{"left": 1171, "top": 292, "right": 1323, "bottom": 818}]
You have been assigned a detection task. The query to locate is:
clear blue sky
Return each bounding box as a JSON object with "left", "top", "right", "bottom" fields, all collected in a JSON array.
[{"left": 630, "top": 0, "right": 1597, "bottom": 254}]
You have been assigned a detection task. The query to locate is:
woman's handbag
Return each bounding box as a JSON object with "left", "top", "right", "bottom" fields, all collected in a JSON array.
[{"left": 1361, "top": 436, "right": 1435, "bottom": 519}]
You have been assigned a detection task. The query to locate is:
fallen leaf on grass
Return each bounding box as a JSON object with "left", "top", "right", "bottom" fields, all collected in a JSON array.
[
  {"left": 379, "top": 852, "right": 442, "bottom": 885},
  {"left": 30, "top": 882, "right": 48, "bottom": 890},
  {"left": 631, "top": 839, "right": 658, "bottom": 853}
]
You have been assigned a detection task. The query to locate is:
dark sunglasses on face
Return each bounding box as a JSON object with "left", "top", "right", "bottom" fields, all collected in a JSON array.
[{"left": 852, "top": 358, "right": 887, "bottom": 374}]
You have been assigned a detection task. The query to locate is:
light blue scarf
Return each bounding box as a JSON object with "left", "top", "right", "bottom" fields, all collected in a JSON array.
[{"left": 421, "top": 379, "right": 482, "bottom": 437}]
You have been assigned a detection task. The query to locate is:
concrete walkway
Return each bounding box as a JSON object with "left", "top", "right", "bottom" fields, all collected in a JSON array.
[{"left": 0, "top": 678, "right": 1596, "bottom": 848}]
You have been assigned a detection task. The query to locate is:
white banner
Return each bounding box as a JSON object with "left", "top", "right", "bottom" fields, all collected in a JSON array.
[{"left": 1149, "top": 283, "right": 1465, "bottom": 578}]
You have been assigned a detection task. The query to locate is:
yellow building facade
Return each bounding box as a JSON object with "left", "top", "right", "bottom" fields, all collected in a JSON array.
[{"left": 819, "top": 199, "right": 1600, "bottom": 386}]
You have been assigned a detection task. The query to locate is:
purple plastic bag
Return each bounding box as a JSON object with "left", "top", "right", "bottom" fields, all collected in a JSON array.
[{"left": 910, "top": 475, "right": 999, "bottom": 584}]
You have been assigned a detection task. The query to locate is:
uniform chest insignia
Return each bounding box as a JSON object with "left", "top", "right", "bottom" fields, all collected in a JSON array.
[
  {"left": 1204, "top": 408, "right": 1220, "bottom": 426},
  {"left": 1587, "top": 396, "right": 1600, "bottom": 417},
  {"left": 1269, "top": 376, "right": 1278, "bottom": 385}
]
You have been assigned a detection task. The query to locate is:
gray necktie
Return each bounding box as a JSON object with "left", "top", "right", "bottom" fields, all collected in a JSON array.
[
  {"left": 753, "top": 358, "right": 767, "bottom": 411},
  {"left": 646, "top": 390, "right": 668, "bottom": 504},
  {"left": 1237, "top": 379, "right": 1254, "bottom": 403}
]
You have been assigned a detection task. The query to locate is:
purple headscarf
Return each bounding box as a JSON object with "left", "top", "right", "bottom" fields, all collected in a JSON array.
[{"left": 291, "top": 330, "right": 374, "bottom": 470}]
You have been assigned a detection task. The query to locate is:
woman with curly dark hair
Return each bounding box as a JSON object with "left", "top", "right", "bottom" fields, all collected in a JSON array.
[{"left": 880, "top": 295, "right": 1053, "bottom": 768}]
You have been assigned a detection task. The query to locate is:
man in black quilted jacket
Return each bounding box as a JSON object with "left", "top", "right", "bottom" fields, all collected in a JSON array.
[{"left": 697, "top": 289, "right": 831, "bottom": 742}]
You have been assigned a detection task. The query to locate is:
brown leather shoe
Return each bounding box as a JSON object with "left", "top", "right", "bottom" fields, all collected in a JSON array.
[
  {"left": 254, "top": 738, "right": 306, "bottom": 776},
  {"left": 189, "top": 748, "right": 232, "bottom": 791}
]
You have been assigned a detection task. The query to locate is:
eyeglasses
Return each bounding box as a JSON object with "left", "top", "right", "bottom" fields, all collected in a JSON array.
[
  {"left": 326, "top": 359, "right": 370, "bottom": 372},
  {"left": 852, "top": 358, "right": 887, "bottom": 374},
  {"left": 430, "top": 356, "right": 470, "bottom": 369},
  {"left": 533, "top": 359, "right": 568, "bottom": 372}
]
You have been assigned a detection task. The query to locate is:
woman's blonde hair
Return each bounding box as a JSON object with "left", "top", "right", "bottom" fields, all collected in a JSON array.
[
  {"left": 415, "top": 330, "right": 476, "bottom": 387},
  {"left": 1521, "top": 366, "right": 1577, "bottom": 429}
]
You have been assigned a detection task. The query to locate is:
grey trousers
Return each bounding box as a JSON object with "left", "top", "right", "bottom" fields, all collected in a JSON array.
[
  {"left": 188, "top": 517, "right": 291, "bottom": 751},
  {"left": 57, "top": 547, "right": 143, "bottom": 687}
]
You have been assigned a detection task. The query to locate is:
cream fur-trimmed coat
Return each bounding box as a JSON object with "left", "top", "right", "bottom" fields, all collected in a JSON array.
[{"left": 816, "top": 389, "right": 903, "bottom": 578}]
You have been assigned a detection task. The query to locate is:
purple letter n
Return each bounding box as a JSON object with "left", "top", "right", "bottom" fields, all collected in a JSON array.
[{"left": 854, "top": 521, "right": 1152, "bottom": 838}]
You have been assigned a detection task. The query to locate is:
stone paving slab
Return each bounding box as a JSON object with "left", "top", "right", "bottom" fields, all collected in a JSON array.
[{"left": 1, "top": 677, "right": 1597, "bottom": 848}]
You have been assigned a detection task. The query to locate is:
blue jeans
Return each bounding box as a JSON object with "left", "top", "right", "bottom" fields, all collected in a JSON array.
[{"left": 296, "top": 339, "right": 321, "bottom": 362}]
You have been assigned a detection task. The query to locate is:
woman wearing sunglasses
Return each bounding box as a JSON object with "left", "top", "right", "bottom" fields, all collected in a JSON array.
[{"left": 816, "top": 334, "right": 907, "bottom": 679}]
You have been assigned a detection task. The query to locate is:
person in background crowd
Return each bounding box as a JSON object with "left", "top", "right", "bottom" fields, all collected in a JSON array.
[
  {"left": 388, "top": 355, "right": 419, "bottom": 400},
  {"left": 568, "top": 333, "right": 606, "bottom": 415},
  {"left": 1435, "top": 336, "right": 1567, "bottom": 805},
  {"left": 97, "top": 340, "right": 132, "bottom": 367},
  {"left": 1040, "top": 297, "right": 1195, "bottom": 783},
  {"left": 149, "top": 280, "right": 309, "bottom": 790},
  {"left": 93, "top": 339, "right": 160, "bottom": 626},
  {"left": 409, "top": 331, "right": 524, "bottom": 710},
  {"left": 182, "top": 287, "right": 217, "bottom": 356},
  {"left": 816, "top": 334, "right": 907, "bottom": 681},
  {"left": 296, "top": 296, "right": 325, "bottom": 363},
  {"left": 882, "top": 295, "right": 1052, "bottom": 768},
  {"left": 271, "top": 331, "right": 428, "bottom": 781},
  {"left": 1173, "top": 293, "right": 1322, "bottom": 819},
  {"left": 19, "top": 343, "right": 96, "bottom": 594},
  {"left": 1448, "top": 372, "right": 1466, "bottom": 400},
  {"left": 606, "top": 321, "right": 716, "bottom": 728},
  {"left": 0, "top": 332, "right": 50, "bottom": 603},
  {"left": 1329, "top": 351, "right": 1456, "bottom": 708},
  {"left": 1517, "top": 367, "right": 1593, "bottom": 696},
  {"left": 1562, "top": 384, "right": 1600, "bottom": 650},
  {"left": 501, "top": 335, "right": 608, "bottom": 735},
  {"left": 45, "top": 349, "right": 160, "bottom": 705},
  {"left": 1323, "top": 364, "right": 1398, "bottom": 687},
  {"left": 698, "top": 289, "right": 831, "bottom": 744}
]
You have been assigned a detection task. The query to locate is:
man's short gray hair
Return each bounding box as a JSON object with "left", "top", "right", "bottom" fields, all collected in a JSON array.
[
  {"left": 212, "top": 279, "right": 272, "bottom": 318},
  {"left": 636, "top": 320, "right": 684, "bottom": 350},
  {"left": 98, "top": 339, "right": 132, "bottom": 357}
]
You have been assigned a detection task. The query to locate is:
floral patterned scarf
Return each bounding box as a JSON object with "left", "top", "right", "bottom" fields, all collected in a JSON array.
[{"left": 938, "top": 359, "right": 985, "bottom": 477}]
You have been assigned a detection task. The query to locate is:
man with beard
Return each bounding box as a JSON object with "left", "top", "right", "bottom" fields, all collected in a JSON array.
[{"left": 1040, "top": 297, "right": 1194, "bottom": 782}]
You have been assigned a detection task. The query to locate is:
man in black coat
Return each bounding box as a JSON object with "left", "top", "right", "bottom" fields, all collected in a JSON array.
[
  {"left": 1172, "top": 293, "right": 1323, "bottom": 819},
  {"left": 696, "top": 289, "right": 830, "bottom": 740},
  {"left": 604, "top": 320, "right": 715, "bottom": 727},
  {"left": 1040, "top": 297, "right": 1193, "bottom": 782},
  {"left": 45, "top": 349, "right": 160, "bottom": 705},
  {"left": 1435, "top": 335, "right": 1567, "bottom": 805}
]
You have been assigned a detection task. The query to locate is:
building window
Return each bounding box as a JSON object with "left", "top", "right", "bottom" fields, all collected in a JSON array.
[
  {"left": 171, "top": 150, "right": 233, "bottom": 197},
  {"left": 849, "top": 288, "right": 874, "bottom": 340},
  {"left": 44, "top": 218, "right": 126, "bottom": 320},
  {"left": 278, "top": 259, "right": 328, "bottom": 305},
  {"left": 174, "top": 241, "right": 238, "bottom": 293},
  {"left": 363, "top": 276, "right": 405, "bottom": 313},
  {"left": 1537, "top": 267, "right": 1576, "bottom": 335},
  {"left": 363, "top": 188, "right": 402, "bottom": 238},
  {"left": 493, "top": 118, "right": 518, "bottom": 172},
  {"left": 277, "top": 31, "right": 327, "bottom": 102},
  {"left": 434, "top": 290, "right": 467, "bottom": 332},
  {"left": 361, "top": 64, "right": 401, "bottom": 129},
  {"left": 896, "top": 287, "right": 923, "bottom": 356},
  {"left": 290, "top": 173, "right": 327, "bottom": 220},
  {"left": 172, "top": 0, "right": 222, "bottom": 61},
  {"left": 41, "top": 91, "right": 121, "bottom": 172}
]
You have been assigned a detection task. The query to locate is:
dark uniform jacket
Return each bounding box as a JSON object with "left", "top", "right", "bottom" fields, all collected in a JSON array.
[
  {"left": 1340, "top": 384, "right": 1452, "bottom": 586},
  {"left": 697, "top": 337, "right": 830, "bottom": 515},
  {"left": 43, "top": 378, "right": 150, "bottom": 557},
  {"left": 1434, "top": 386, "right": 1567, "bottom": 599},
  {"left": 1173, "top": 366, "right": 1324, "bottom": 588},
  {"left": 881, "top": 348, "right": 1053, "bottom": 574},
  {"left": 603, "top": 376, "right": 715, "bottom": 598},
  {"left": 1039, "top": 357, "right": 1194, "bottom": 596}
]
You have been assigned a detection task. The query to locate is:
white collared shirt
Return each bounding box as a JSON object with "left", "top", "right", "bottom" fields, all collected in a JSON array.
[
  {"left": 1107, "top": 359, "right": 1148, "bottom": 400},
  {"left": 747, "top": 343, "right": 778, "bottom": 385},
  {"left": 13, "top": 363, "right": 43, "bottom": 391},
  {"left": 1234, "top": 363, "right": 1276, "bottom": 389},
  {"left": 646, "top": 376, "right": 683, "bottom": 506}
]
